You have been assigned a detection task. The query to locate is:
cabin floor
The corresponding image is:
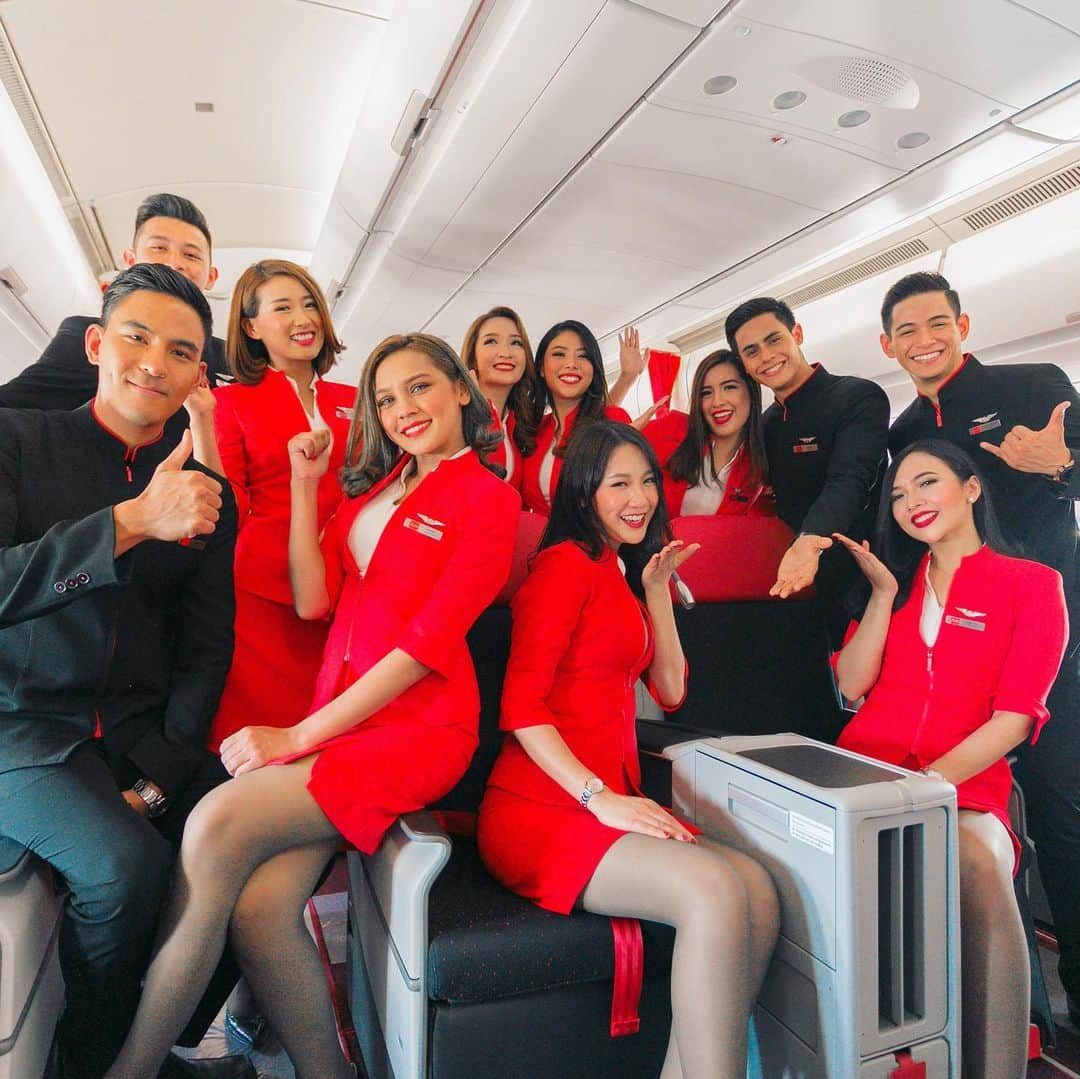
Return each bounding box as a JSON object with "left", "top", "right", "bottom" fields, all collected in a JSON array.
[{"left": 174, "top": 855, "right": 1079, "bottom": 1078}]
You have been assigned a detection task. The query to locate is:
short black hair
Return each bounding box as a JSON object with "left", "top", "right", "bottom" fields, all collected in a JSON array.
[
  {"left": 133, "top": 192, "right": 213, "bottom": 252},
  {"left": 101, "top": 264, "right": 213, "bottom": 353},
  {"left": 540, "top": 420, "right": 670, "bottom": 599},
  {"left": 725, "top": 297, "right": 796, "bottom": 354},
  {"left": 880, "top": 272, "right": 961, "bottom": 333}
]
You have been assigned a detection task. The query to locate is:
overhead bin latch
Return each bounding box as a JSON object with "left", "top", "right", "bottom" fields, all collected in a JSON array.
[{"left": 391, "top": 89, "right": 436, "bottom": 157}]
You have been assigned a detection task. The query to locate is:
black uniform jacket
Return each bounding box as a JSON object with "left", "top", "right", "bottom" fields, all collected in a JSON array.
[
  {"left": 889, "top": 353, "right": 1080, "bottom": 617},
  {"left": 0, "top": 315, "right": 230, "bottom": 435},
  {"left": 0, "top": 403, "right": 237, "bottom": 798},
  {"left": 764, "top": 363, "right": 890, "bottom": 538}
]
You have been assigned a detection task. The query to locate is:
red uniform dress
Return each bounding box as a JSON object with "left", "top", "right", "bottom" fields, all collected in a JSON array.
[
  {"left": 208, "top": 369, "right": 356, "bottom": 749},
  {"left": 278, "top": 449, "right": 520, "bottom": 852},
  {"left": 486, "top": 401, "right": 523, "bottom": 490},
  {"left": 642, "top": 410, "right": 776, "bottom": 518},
  {"left": 477, "top": 541, "right": 687, "bottom": 914},
  {"left": 520, "top": 404, "right": 632, "bottom": 514},
  {"left": 837, "top": 546, "right": 1067, "bottom": 866}
]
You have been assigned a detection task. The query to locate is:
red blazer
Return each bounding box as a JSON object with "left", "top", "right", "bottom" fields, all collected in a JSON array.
[
  {"left": 642, "top": 410, "right": 775, "bottom": 518},
  {"left": 520, "top": 404, "right": 632, "bottom": 514},
  {"left": 837, "top": 546, "right": 1067, "bottom": 835},
  {"left": 486, "top": 401, "right": 523, "bottom": 491},
  {"left": 486, "top": 541, "right": 684, "bottom": 807},
  {"left": 310, "top": 449, "right": 521, "bottom": 736},
  {"left": 213, "top": 369, "right": 355, "bottom": 605}
]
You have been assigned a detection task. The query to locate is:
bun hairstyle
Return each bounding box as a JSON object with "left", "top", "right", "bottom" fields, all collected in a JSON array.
[
  {"left": 340, "top": 333, "right": 503, "bottom": 497},
  {"left": 666, "top": 348, "right": 767, "bottom": 488},
  {"left": 531, "top": 320, "right": 611, "bottom": 456},
  {"left": 227, "top": 259, "right": 344, "bottom": 385},
  {"left": 460, "top": 305, "right": 540, "bottom": 457},
  {"left": 540, "top": 419, "right": 670, "bottom": 599}
]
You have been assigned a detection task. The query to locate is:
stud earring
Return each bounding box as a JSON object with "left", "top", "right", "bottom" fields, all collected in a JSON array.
[{"left": 968, "top": 496, "right": 975, "bottom": 503}]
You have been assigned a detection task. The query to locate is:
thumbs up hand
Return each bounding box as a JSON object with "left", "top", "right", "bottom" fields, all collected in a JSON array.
[
  {"left": 980, "top": 400, "right": 1073, "bottom": 477},
  {"left": 112, "top": 430, "right": 224, "bottom": 556}
]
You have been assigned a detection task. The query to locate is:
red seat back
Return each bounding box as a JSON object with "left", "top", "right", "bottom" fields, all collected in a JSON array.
[{"left": 493, "top": 511, "right": 547, "bottom": 606}]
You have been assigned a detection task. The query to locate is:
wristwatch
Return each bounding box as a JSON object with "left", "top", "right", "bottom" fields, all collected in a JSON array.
[
  {"left": 133, "top": 778, "right": 169, "bottom": 819},
  {"left": 580, "top": 776, "right": 605, "bottom": 810},
  {"left": 1051, "top": 456, "right": 1075, "bottom": 485}
]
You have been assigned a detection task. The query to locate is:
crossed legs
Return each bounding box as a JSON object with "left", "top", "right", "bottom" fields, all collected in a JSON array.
[
  {"left": 105, "top": 757, "right": 352, "bottom": 1079},
  {"left": 580, "top": 834, "right": 779, "bottom": 1079}
]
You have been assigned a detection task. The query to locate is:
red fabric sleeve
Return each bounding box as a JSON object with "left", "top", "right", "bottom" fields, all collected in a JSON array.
[
  {"left": 992, "top": 563, "right": 1068, "bottom": 744},
  {"left": 396, "top": 482, "right": 520, "bottom": 678},
  {"left": 500, "top": 545, "right": 593, "bottom": 731},
  {"left": 212, "top": 389, "right": 251, "bottom": 522},
  {"left": 645, "top": 657, "right": 689, "bottom": 712},
  {"left": 605, "top": 405, "right": 633, "bottom": 425},
  {"left": 829, "top": 619, "right": 861, "bottom": 675}
]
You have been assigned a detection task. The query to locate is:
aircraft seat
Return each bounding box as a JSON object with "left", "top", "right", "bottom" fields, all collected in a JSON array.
[{"left": 0, "top": 837, "right": 64, "bottom": 1079}]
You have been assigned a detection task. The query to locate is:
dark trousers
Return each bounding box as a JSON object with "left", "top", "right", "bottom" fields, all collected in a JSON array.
[
  {"left": 0, "top": 742, "right": 237, "bottom": 1078},
  {"left": 1013, "top": 648, "right": 1080, "bottom": 1002}
]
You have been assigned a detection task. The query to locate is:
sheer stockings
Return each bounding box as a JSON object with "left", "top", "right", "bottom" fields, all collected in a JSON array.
[
  {"left": 105, "top": 757, "right": 353, "bottom": 1079},
  {"left": 580, "top": 833, "right": 779, "bottom": 1079},
  {"left": 957, "top": 809, "right": 1030, "bottom": 1079}
]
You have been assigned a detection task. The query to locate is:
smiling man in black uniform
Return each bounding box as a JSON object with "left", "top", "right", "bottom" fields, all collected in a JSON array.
[
  {"left": 0, "top": 193, "right": 229, "bottom": 423},
  {"left": 883, "top": 269, "right": 1080, "bottom": 1028},
  {"left": 0, "top": 265, "right": 251, "bottom": 1078},
  {"left": 726, "top": 297, "right": 890, "bottom": 632}
]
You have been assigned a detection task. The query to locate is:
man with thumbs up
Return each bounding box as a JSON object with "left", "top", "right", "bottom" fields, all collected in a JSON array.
[
  {"left": 0, "top": 264, "right": 250, "bottom": 1078},
  {"left": 883, "top": 270, "right": 1080, "bottom": 1028}
]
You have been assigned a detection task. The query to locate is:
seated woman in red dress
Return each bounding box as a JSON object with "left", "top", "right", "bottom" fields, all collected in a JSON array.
[
  {"left": 478, "top": 419, "right": 779, "bottom": 1078},
  {"left": 520, "top": 319, "right": 632, "bottom": 513},
  {"left": 106, "top": 334, "right": 520, "bottom": 1079},
  {"left": 644, "top": 347, "right": 775, "bottom": 518},
  {"left": 832, "top": 439, "right": 1067, "bottom": 1079},
  {"left": 192, "top": 259, "right": 356, "bottom": 751},
  {"left": 460, "top": 305, "right": 540, "bottom": 489}
]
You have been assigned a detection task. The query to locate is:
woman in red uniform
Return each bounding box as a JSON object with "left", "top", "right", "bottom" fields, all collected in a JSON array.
[
  {"left": 520, "top": 319, "right": 632, "bottom": 513},
  {"left": 199, "top": 259, "right": 355, "bottom": 751},
  {"left": 106, "top": 334, "right": 520, "bottom": 1079},
  {"left": 832, "top": 439, "right": 1067, "bottom": 1079},
  {"left": 461, "top": 305, "right": 540, "bottom": 488},
  {"left": 644, "top": 347, "right": 775, "bottom": 518},
  {"left": 478, "top": 420, "right": 779, "bottom": 1078}
]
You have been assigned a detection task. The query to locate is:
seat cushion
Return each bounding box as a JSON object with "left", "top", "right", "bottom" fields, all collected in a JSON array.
[
  {"left": 0, "top": 835, "right": 27, "bottom": 877},
  {"left": 427, "top": 840, "right": 673, "bottom": 1005}
]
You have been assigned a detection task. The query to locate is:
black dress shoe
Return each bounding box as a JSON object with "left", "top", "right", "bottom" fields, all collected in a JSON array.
[
  {"left": 157, "top": 1051, "right": 257, "bottom": 1079},
  {"left": 223, "top": 1005, "right": 270, "bottom": 1052}
]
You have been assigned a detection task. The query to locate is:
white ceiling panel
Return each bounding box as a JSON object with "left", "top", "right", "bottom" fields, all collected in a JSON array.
[
  {"left": 613, "top": 1, "right": 729, "bottom": 29},
  {"left": 597, "top": 103, "right": 902, "bottom": 213},
  {"left": 747, "top": 0, "right": 1080, "bottom": 108},
  {"left": 1, "top": 0, "right": 386, "bottom": 258},
  {"left": 648, "top": 16, "right": 1017, "bottom": 170},
  {"left": 403, "top": 0, "right": 696, "bottom": 271},
  {"left": 1010, "top": 0, "right": 1080, "bottom": 36}
]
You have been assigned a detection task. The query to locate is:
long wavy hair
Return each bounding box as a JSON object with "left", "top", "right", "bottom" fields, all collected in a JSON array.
[
  {"left": 666, "top": 348, "right": 767, "bottom": 488},
  {"left": 848, "top": 439, "right": 1012, "bottom": 616},
  {"left": 540, "top": 420, "right": 670, "bottom": 599},
  {"left": 227, "top": 259, "right": 344, "bottom": 385},
  {"left": 530, "top": 320, "right": 611, "bottom": 457},
  {"left": 460, "top": 306, "right": 540, "bottom": 457},
  {"left": 340, "top": 333, "right": 503, "bottom": 497}
]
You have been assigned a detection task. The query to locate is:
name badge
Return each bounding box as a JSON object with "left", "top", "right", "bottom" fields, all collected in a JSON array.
[
  {"left": 968, "top": 419, "right": 1001, "bottom": 436},
  {"left": 403, "top": 513, "right": 446, "bottom": 542},
  {"left": 945, "top": 614, "right": 985, "bottom": 632},
  {"left": 336, "top": 405, "right": 353, "bottom": 420},
  {"left": 793, "top": 438, "right": 819, "bottom": 454}
]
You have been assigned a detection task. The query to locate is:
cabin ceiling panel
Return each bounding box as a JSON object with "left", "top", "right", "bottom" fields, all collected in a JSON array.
[
  {"left": 596, "top": 102, "right": 903, "bottom": 213},
  {"left": 1, "top": 0, "right": 385, "bottom": 258},
  {"left": 749, "top": 0, "right": 1080, "bottom": 108},
  {"left": 400, "top": 0, "right": 696, "bottom": 272},
  {"left": 648, "top": 16, "right": 1018, "bottom": 171},
  {"left": 1009, "top": 1, "right": 1080, "bottom": 36},
  {"left": 625, "top": 1, "right": 731, "bottom": 28}
]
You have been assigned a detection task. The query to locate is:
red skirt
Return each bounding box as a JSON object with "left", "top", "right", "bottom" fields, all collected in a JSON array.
[
  {"left": 477, "top": 786, "right": 638, "bottom": 915},
  {"left": 208, "top": 589, "right": 330, "bottom": 751},
  {"left": 283, "top": 719, "right": 476, "bottom": 853}
]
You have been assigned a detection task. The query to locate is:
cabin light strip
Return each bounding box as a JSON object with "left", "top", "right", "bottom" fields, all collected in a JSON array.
[{"left": 0, "top": 15, "right": 112, "bottom": 275}]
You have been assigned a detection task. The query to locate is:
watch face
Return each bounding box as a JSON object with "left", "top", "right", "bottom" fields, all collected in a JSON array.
[{"left": 585, "top": 777, "right": 604, "bottom": 795}]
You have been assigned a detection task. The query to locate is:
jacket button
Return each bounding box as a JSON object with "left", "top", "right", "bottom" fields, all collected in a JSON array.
[
  {"left": 66, "top": 578, "right": 79, "bottom": 589},
  {"left": 77, "top": 572, "right": 91, "bottom": 584},
  {"left": 54, "top": 581, "right": 66, "bottom": 593}
]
